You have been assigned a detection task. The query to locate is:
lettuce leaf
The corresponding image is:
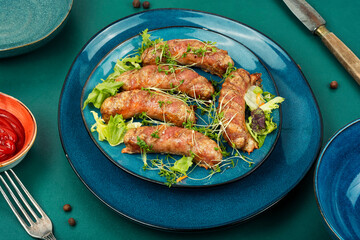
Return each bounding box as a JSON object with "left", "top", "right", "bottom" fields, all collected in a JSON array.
[
  {"left": 244, "top": 86, "right": 265, "bottom": 111},
  {"left": 250, "top": 108, "right": 266, "bottom": 132},
  {"left": 244, "top": 85, "right": 284, "bottom": 148},
  {"left": 109, "top": 55, "right": 142, "bottom": 80},
  {"left": 138, "top": 29, "right": 163, "bottom": 55},
  {"left": 82, "top": 55, "right": 142, "bottom": 109},
  {"left": 260, "top": 96, "right": 285, "bottom": 113},
  {"left": 90, "top": 111, "right": 141, "bottom": 146},
  {"left": 262, "top": 91, "right": 275, "bottom": 102},
  {"left": 246, "top": 110, "right": 278, "bottom": 148},
  {"left": 83, "top": 81, "right": 124, "bottom": 109},
  {"left": 170, "top": 155, "right": 194, "bottom": 175}
]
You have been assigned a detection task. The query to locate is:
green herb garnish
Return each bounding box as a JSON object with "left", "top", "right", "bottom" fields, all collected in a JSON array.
[
  {"left": 82, "top": 55, "right": 142, "bottom": 109},
  {"left": 90, "top": 112, "right": 141, "bottom": 146}
]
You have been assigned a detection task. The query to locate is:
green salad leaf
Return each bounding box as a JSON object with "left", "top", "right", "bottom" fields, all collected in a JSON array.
[
  {"left": 90, "top": 111, "right": 141, "bottom": 146},
  {"left": 170, "top": 155, "right": 194, "bottom": 175},
  {"left": 138, "top": 29, "right": 164, "bottom": 55},
  {"left": 244, "top": 86, "right": 284, "bottom": 148},
  {"left": 262, "top": 91, "right": 275, "bottom": 102},
  {"left": 246, "top": 113, "right": 277, "bottom": 148},
  {"left": 83, "top": 81, "right": 124, "bottom": 109},
  {"left": 82, "top": 55, "right": 142, "bottom": 109},
  {"left": 110, "top": 55, "right": 142, "bottom": 80},
  {"left": 260, "top": 96, "right": 285, "bottom": 113},
  {"left": 244, "top": 85, "right": 265, "bottom": 111}
]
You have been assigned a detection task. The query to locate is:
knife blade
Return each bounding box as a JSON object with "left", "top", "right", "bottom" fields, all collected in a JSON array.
[
  {"left": 283, "top": 0, "right": 360, "bottom": 85},
  {"left": 283, "top": 0, "right": 325, "bottom": 33}
]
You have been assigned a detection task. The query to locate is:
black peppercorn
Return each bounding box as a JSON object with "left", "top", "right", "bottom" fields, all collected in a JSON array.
[
  {"left": 63, "top": 204, "right": 72, "bottom": 212},
  {"left": 133, "top": 0, "right": 141, "bottom": 8},
  {"left": 330, "top": 81, "right": 338, "bottom": 89},
  {"left": 68, "top": 218, "right": 76, "bottom": 226},
  {"left": 143, "top": 1, "right": 150, "bottom": 9}
]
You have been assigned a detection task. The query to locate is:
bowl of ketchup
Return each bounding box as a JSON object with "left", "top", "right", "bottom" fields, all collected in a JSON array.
[{"left": 0, "top": 92, "right": 37, "bottom": 171}]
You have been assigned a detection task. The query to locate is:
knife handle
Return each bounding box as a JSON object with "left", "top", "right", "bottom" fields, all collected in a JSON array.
[{"left": 315, "top": 25, "right": 360, "bottom": 85}]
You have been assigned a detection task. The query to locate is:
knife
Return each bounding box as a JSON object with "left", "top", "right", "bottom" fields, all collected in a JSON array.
[{"left": 283, "top": 0, "right": 360, "bottom": 85}]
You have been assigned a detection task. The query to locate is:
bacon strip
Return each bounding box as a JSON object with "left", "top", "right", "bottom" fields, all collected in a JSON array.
[
  {"left": 100, "top": 90, "right": 195, "bottom": 126},
  {"left": 218, "top": 69, "right": 262, "bottom": 153},
  {"left": 122, "top": 125, "right": 222, "bottom": 169},
  {"left": 141, "top": 39, "right": 234, "bottom": 77},
  {"left": 116, "top": 65, "right": 214, "bottom": 99}
]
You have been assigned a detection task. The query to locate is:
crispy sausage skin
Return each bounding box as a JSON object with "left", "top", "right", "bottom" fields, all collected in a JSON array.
[
  {"left": 141, "top": 39, "right": 234, "bottom": 77},
  {"left": 122, "top": 125, "right": 222, "bottom": 169},
  {"left": 218, "top": 69, "right": 262, "bottom": 153},
  {"left": 100, "top": 90, "right": 195, "bottom": 126},
  {"left": 116, "top": 65, "right": 214, "bottom": 99}
]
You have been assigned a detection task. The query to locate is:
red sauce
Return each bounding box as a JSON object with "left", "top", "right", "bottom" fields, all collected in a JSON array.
[{"left": 0, "top": 109, "right": 25, "bottom": 162}]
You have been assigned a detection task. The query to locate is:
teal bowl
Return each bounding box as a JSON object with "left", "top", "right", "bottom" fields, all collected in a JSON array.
[
  {"left": 0, "top": 0, "right": 73, "bottom": 58},
  {"left": 315, "top": 119, "right": 360, "bottom": 239}
]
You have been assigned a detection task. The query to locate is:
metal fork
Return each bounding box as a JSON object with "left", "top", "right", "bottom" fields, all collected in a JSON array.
[{"left": 0, "top": 169, "right": 56, "bottom": 240}]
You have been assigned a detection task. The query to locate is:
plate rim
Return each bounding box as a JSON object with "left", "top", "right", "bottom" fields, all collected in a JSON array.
[
  {"left": 0, "top": 0, "right": 74, "bottom": 53},
  {"left": 79, "top": 25, "right": 282, "bottom": 188},
  {"left": 58, "top": 8, "right": 323, "bottom": 231},
  {"left": 314, "top": 118, "right": 360, "bottom": 240}
]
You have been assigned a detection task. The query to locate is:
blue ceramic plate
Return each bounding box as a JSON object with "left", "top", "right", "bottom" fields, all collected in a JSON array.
[
  {"left": 0, "top": 0, "right": 73, "bottom": 58},
  {"left": 315, "top": 119, "right": 360, "bottom": 239},
  {"left": 81, "top": 26, "right": 281, "bottom": 187},
  {"left": 59, "top": 9, "right": 322, "bottom": 230}
]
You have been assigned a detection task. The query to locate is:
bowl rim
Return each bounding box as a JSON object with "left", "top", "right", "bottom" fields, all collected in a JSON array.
[
  {"left": 0, "top": 92, "right": 37, "bottom": 168},
  {"left": 0, "top": 0, "right": 73, "bottom": 52},
  {"left": 314, "top": 118, "right": 360, "bottom": 240}
]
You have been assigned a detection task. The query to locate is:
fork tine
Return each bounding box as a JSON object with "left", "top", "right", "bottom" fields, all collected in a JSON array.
[
  {"left": 0, "top": 185, "right": 30, "bottom": 231},
  {"left": 1, "top": 170, "right": 56, "bottom": 240},
  {"left": 0, "top": 175, "right": 33, "bottom": 226},
  {"left": 8, "top": 169, "right": 47, "bottom": 217},
  {"left": 5, "top": 170, "right": 40, "bottom": 221}
]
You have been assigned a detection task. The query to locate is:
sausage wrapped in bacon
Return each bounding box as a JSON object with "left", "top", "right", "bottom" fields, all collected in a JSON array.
[
  {"left": 141, "top": 39, "right": 234, "bottom": 77},
  {"left": 122, "top": 125, "right": 222, "bottom": 169},
  {"left": 116, "top": 65, "right": 214, "bottom": 99},
  {"left": 100, "top": 90, "right": 195, "bottom": 126},
  {"left": 218, "top": 69, "right": 262, "bottom": 153}
]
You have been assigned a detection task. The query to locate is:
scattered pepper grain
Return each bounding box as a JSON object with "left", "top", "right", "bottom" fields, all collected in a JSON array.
[
  {"left": 330, "top": 81, "right": 338, "bottom": 89},
  {"left": 68, "top": 218, "right": 76, "bottom": 226},
  {"left": 63, "top": 204, "right": 72, "bottom": 212},
  {"left": 133, "top": 0, "right": 141, "bottom": 8},
  {"left": 143, "top": 1, "right": 150, "bottom": 9}
]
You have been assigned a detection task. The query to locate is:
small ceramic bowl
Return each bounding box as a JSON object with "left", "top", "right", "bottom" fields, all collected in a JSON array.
[
  {"left": 0, "top": 93, "right": 37, "bottom": 172},
  {"left": 0, "top": 0, "right": 73, "bottom": 58},
  {"left": 315, "top": 119, "right": 360, "bottom": 239}
]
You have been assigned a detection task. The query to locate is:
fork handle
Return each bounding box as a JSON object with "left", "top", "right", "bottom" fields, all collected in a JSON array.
[{"left": 315, "top": 25, "right": 360, "bottom": 85}]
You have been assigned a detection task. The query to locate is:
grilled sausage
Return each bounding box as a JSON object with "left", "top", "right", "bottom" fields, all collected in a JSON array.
[
  {"left": 141, "top": 39, "right": 234, "bottom": 77},
  {"left": 122, "top": 125, "right": 222, "bottom": 169},
  {"left": 100, "top": 90, "right": 195, "bottom": 126},
  {"left": 218, "top": 69, "right": 262, "bottom": 153},
  {"left": 116, "top": 65, "right": 214, "bottom": 99}
]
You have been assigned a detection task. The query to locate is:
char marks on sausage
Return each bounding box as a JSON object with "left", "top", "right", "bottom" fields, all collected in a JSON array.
[
  {"left": 100, "top": 90, "right": 195, "bottom": 126},
  {"left": 116, "top": 65, "right": 214, "bottom": 99},
  {"left": 141, "top": 39, "right": 234, "bottom": 77},
  {"left": 122, "top": 125, "right": 222, "bottom": 169},
  {"left": 218, "top": 69, "right": 262, "bottom": 153}
]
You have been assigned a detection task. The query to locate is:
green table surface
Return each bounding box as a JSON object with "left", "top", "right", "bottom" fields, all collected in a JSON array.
[{"left": 1, "top": 0, "right": 360, "bottom": 239}]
